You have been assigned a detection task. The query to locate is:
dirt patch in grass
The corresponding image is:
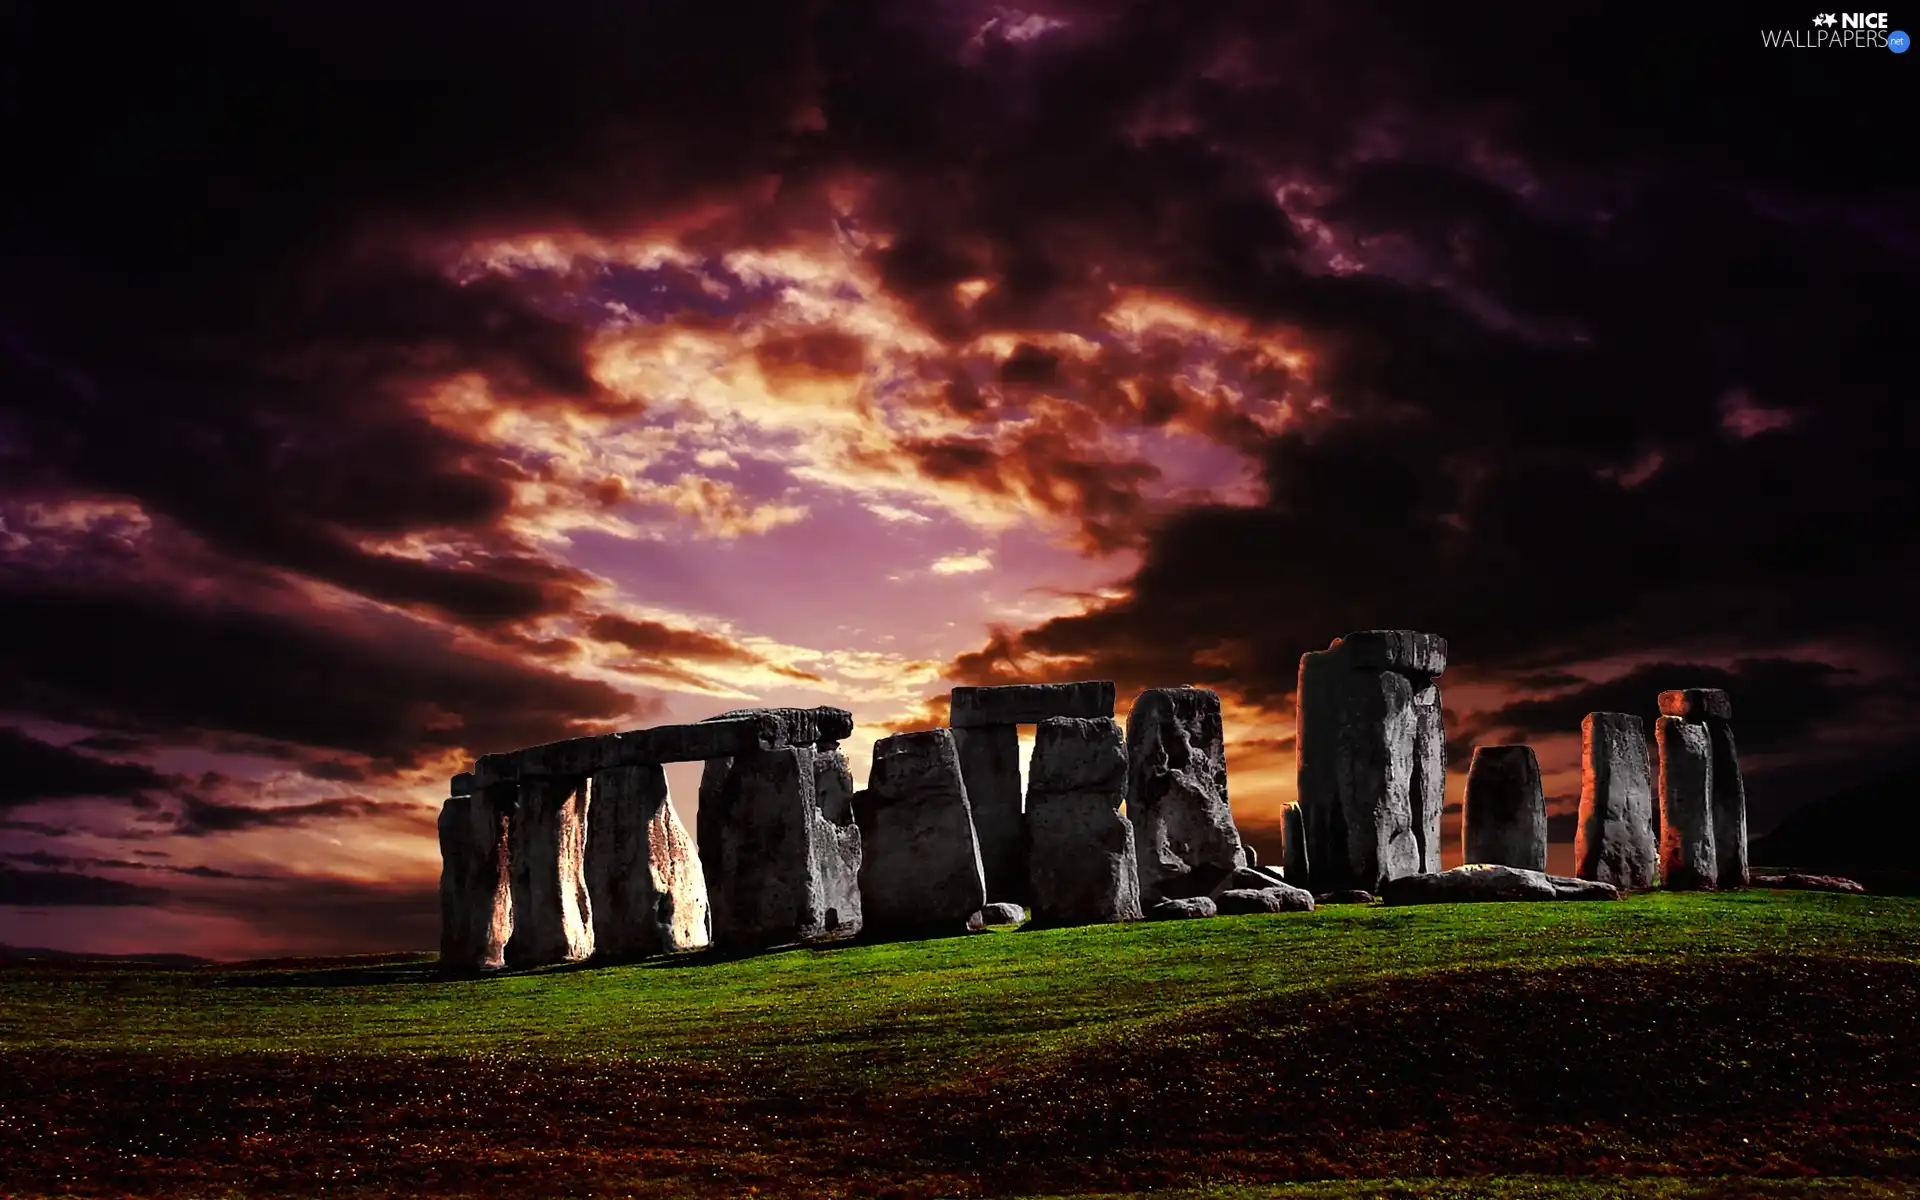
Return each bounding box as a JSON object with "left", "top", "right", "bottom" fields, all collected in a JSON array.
[{"left": 2, "top": 955, "right": 1916, "bottom": 1197}]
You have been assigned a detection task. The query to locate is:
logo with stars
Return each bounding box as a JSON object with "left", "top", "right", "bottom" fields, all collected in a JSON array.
[{"left": 1813, "top": 12, "right": 1838, "bottom": 24}]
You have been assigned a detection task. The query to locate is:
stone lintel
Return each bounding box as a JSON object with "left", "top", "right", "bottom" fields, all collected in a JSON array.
[{"left": 950, "top": 681, "right": 1116, "bottom": 728}]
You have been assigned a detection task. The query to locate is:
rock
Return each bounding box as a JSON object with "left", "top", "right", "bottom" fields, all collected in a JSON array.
[
  {"left": 1149, "top": 895, "right": 1217, "bottom": 920},
  {"left": 1751, "top": 873, "right": 1867, "bottom": 894},
  {"left": 1282, "top": 802, "right": 1309, "bottom": 885},
  {"left": 1573, "top": 713, "right": 1660, "bottom": 890},
  {"left": 1244, "top": 844, "right": 1258, "bottom": 866},
  {"left": 504, "top": 777, "right": 595, "bottom": 968},
  {"left": 1409, "top": 682, "right": 1446, "bottom": 873},
  {"left": 700, "top": 706, "right": 858, "bottom": 748},
  {"left": 698, "top": 746, "right": 863, "bottom": 948},
  {"left": 967, "top": 901, "right": 1028, "bottom": 929},
  {"left": 856, "top": 729, "right": 988, "bottom": 933},
  {"left": 1216, "top": 885, "right": 1316, "bottom": 914},
  {"left": 450, "top": 772, "right": 475, "bottom": 797},
  {"left": 1125, "top": 687, "right": 1246, "bottom": 903},
  {"left": 811, "top": 750, "right": 865, "bottom": 930},
  {"left": 1026, "top": 717, "right": 1143, "bottom": 926},
  {"left": 584, "top": 764, "right": 710, "bottom": 960},
  {"left": 1706, "top": 720, "right": 1750, "bottom": 890},
  {"left": 1656, "top": 716, "right": 1718, "bottom": 891},
  {"left": 437, "top": 783, "right": 514, "bottom": 971},
  {"left": 1462, "top": 745, "right": 1548, "bottom": 871},
  {"left": 950, "top": 681, "right": 1116, "bottom": 727},
  {"left": 952, "top": 723, "right": 1026, "bottom": 904},
  {"left": 1335, "top": 629, "right": 1449, "bottom": 676},
  {"left": 1380, "top": 864, "right": 1622, "bottom": 906},
  {"left": 1226, "top": 864, "right": 1289, "bottom": 891},
  {"left": 1316, "top": 890, "right": 1375, "bottom": 905},
  {"left": 473, "top": 709, "right": 857, "bottom": 785},
  {"left": 1658, "top": 688, "right": 1734, "bottom": 722}
]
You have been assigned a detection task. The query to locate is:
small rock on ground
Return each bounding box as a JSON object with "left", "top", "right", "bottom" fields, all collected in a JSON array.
[{"left": 1149, "top": 896, "right": 1217, "bottom": 920}]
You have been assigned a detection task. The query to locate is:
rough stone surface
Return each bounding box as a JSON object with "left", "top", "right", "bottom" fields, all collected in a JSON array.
[
  {"left": 1574, "top": 713, "right": 1659, "bottom": 890},
  {"left": 1656, "top": 716, "right": 1718, "bottom": 891},
  {"left": 952, "top": 723, "right": 1026, "bottom": 903},
  {"left": 1228, "top": 864, "right": 1289, "bottom": 891},
  {"left": 701, "top": 706, "right": 858, "bottom": 748},
  {"left": 584, "top": 764, "right": 709, "bottom": 960},
  {"left": 1706, "top": 720, "right": 1750, "bottom": 890},
  {"left": 1462, "top": 745, "right": 1548, "bottom": 870},
  {"left": 1381, "top": 864, "right": 1622, "bottom": 906},
  {"left": 1126, "top": 687, "right": 1246, "bottom": 902},
  {"left": 1282, "top": 802, "right": 1309, "bottom": 885},
  {"left": 1751, "top": 873, "right": 1867, "bottom": 894},
  {"left": 437, "top": 785, "right": 513, "bottom": 971},
  {"left": 1658, "top": 688, "right": 1734, "bottom": 722},
  {"left": 450, "top": 772, "right": 475, "bottom": 797},
  {"left": 505, "top": 777, "right": 595, "bottom": 968},
  {"left": 1149, "top": 895, "right": 1217, "bottom": 919},
  {"left": 698, "top": 746, "right": 863, "bottom": 948},
  {"left": 967, "top": 902, "right": 1027, "bottom": 929},
  {"left": 1216, "top": 885, "right": 1316, "bottom": 914},
  {"left": 1316, "top": 890, "right": 1375, "bottom": 905},
  {"left": 950, "top": 681, "right": 1116, "bottom": 728},
  {"left": 856, "top": 729, "right": 988, "bottom": 933},
  {"left": 1408, "top": 682, "right": 1446, "bottom": 873},
  {"left": 1025, "top": 717, "right": 1143, "bottom": 926},
  {"left": 474, "top": 709, "right": 856, "bottom": 784},
  {"left": 1335, "top": 629, "right": 1449, "bottom": 676}
]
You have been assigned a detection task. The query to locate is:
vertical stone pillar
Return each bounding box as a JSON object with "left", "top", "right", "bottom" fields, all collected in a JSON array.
[
  {"left": 1125, "top": 687, "right": 1246, "bottom": 903},
  {"left": 952, "top": 723, "right": 1026, "bottom": 904},
  {"left": 1659, "top": 689, "right": 1748, "bottom": 889},
  {"left": 505, "top": 776, "right": 594, "bottom": 968},
  {"left": 856, "top": 728, "right": 988, "bottom": 934},
  {"left": 585, "top": 763, "right": 711, "bottom": 960},
  {"left": 1026, "top": 717, "right": 1142, "bottom": 926},
  {"left": 1656, "top": 715, "right": 1718, "bottom": 891},
  {"left": 437, "top": 773, "right": 513, "bottom": 972},
  {"left": 1282, "top": 801, "right": 1309, "bottom": 886},
  {"left": 1573, "top": 712, "right": 1658, "bottom": 889},
  {"left": 1462, "top": 745, "right": 1547, "bottom": 870},
  {"left": 1408, "top": 681, "right": 1446, "bottom": 874},
  {"left": 698, "top": 746, "right": 863, "bottom": 949}
]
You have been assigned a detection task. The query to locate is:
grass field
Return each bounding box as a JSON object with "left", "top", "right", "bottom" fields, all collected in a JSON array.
[{"left": 2, "top": 890, "right": 1918, "bottom": 1197}]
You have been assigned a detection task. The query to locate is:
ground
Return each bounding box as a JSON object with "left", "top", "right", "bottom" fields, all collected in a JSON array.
[{"left": 2, "top": 890, "right": 1918, "bottom": 1198}]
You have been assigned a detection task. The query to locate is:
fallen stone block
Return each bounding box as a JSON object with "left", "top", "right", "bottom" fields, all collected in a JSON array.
[
  {"left": 505, "top": 777, "right": 595, "bottom": 968},
  {"left": 1126, "top": 687, "right": 1247, "bottom": 904},
  {"left": 952, "top": 723, "right": 1026, "bottom": 903},
  {"left": 1381, "top": 864, "right": 1622, "bottom": 906},
  {"left": 950, "top": 681, "right": 1116, "bottom": 728},
  {"left": 1574, "top": 712, "right": 1659, "bottom": 890},
  {"left": 1282, "top": 802, "right": 1309, "bottom": 885},
  {"left": 1656, "top": 716, "right": 1718, "bottom": 891},
  {"left": 967, "top": 902, "right": 1027, "bottom": 929},
  {"left": 1149, "top": 895, "right": 1217, "bottom": 920},
  {"left": 437, "top": 782, "right": 513, "bottom": 972},
  {"left": 1216, "top": 885, "right": 1315, "bottom": 914},
  {"left": 1657, "top": 688, "right": 1733, "bottom": 722},
  {"left": 1751, "top": 873, "right": 1867, "bottom": 894},
  {"left": 1462, "top": 745, "right": 1548, "bottom": 871},
  {"left": 1334, "top": 629, "right": 1449, "bottom": 677},
  {"left": 699, "top": 746, "right": 863, "bottom": 948},
  {"left": 585, "top": 764, "right": 710, "bottom": 960},
  {"left": 856, "top": 728, "right": 988, "bottom": 933},
  {"left": 1315, "top": 889, "right": 1375, "bottom": 905},
  {"left": 1026, "top": 717, "right": 1143, "bottom": 926},
  {"left": 1228, "top": 864, "right": 1290, "bottom": 891}
]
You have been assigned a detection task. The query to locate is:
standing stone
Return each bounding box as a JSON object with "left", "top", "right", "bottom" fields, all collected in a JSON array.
[
  {"left": 505, "top": 777, "right": 594, "bottom": 968},
  {"left": 811, "top": 748, "right": 865, "bottom": 933},
  {"left": 1462, "top": 745, "right": 1548, "bottom": 871},
  {"left": 1282, "top": 802, "right": 1309, "bottom": 885},
  {"left": 1660, "top": 689, "right": 1748, "bottom": 889},
  {"left": 952, "top": 723, "right": 1026, "bottom": 904},
  {"left": 699, "top": 746, "right": 863, "bottom": 948},
  {"left": 1026, "top": 717, "right": 1143, "bottom": 926},
  {"left": 437, "top": 780, "right": 513, "bottom": 971},
  {"left": 1126, "top": 687, "right": 1246, "bottom": 902},
  {"left": 1335, "top": 666, "right": 1421, "bottom": 885},
  {"left": 1573, "top": 713, "right": 1659, "bottom": 889},
  {"left": 584, "top": 764, "right": 710, "bottom": 960},
  {"left": 1656, "top": 715, "right": 1718, "bottom": 890},
  {"left": 855, "top": 729, "right": 988, "bottom": 934},
  {"left": 1408, "top": 683, "right": 1446, "bottom": 874}
]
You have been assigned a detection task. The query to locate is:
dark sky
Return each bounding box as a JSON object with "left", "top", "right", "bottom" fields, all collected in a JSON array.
[{"left": 1, "top": 1, "right": 1913, "bottom": 957}]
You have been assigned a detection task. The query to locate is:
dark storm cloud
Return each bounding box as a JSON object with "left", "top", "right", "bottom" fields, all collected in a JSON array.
[
  {"left": 0, "top": 868, "right": 169, "bottom": 908},
  {"left": 0, "top": 728, "right": 180, "bottom": 813}
]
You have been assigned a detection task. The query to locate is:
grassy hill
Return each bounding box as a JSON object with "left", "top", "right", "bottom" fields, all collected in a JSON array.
[{"left": 2, "top": 890, "right": 1918, "bottom": 1198}]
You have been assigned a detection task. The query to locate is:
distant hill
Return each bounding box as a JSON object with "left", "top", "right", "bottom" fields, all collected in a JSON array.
[
  {"left": 1751, "top": 761, "right": 1920, "bottom": 875},
  {"left": 0, "top": 945, "right": 210, "bottom": 968}
]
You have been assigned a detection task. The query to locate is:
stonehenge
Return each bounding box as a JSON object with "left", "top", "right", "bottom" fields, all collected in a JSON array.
[
  {"left": 437, "top": 636, "right": 1763, "bottom": 970},
  {"left": 1295, "top": 630, "right": 1447, "bottom": 893},
  {"left": 1462, "top": 745, "right": 1548, "bottom": 871},
  {"left": 1573, "top": 713, "right": 1659, "bottom": 889}
]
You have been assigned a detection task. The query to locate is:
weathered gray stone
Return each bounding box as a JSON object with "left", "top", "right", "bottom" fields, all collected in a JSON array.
[
  {"left": 698, "top": 746, "right": 862, "bottom": 948},
  {"left": 1316, "top": 889, "right": 1375, "bottom": 905},
  {"left": 474, "top": 708, "right": 856, "bottom": 785},
  {"left": 1574, "top": 713, "right": 1659, "bottom": 890},
  {"left": 950, "top": 681, "right": 1116, "bottom": 727},
  {"left": 952, "top": 723, "right": 1026, "bottom": 903},
  {"left": 1149, "top": 895, "right": 1217, "bottom": 920},
  {"left": 1282, "top": 802, "right": 1309, "bottom": 885},
  {"left": 1229, "top": 864, "right": 1290, "bottom": 891},
  {"left": 1409, "top": 682, "right": 1446, "bottom": 874},
  {"left": 450, "top": 772, "right": 475, "bottom": 797},
  {"left": 437, "top": 784, "right": 513, "bottom": 971},
  {"left": 1335, "top": 668, "right": 1422, "bottom": 884},
  {"left": 1658, "top": 688, "right": 1733, "bottom": 722},
  {"left": 505, "top": 777, "right": 594, "bottom": 968},
  {"left": 1656, "top": 716, "right": 1718, "bottom": 891},
  {"left": 1707, "top": 720, "right": 1749, "bottom": 890},
  {"left": 1244, "top": 844, "right": 1258, "bottom": 866},
  {"left": 584, "top": 764, "right": 710, "bottom": 960},
  {"left": 856, "top": 729, "right": 987, "bottom": 933},
  {"left": 967, "top": 901, "right": 1027, "bottom": 929},
  {"left": 1336, "top": 629, "right": 1449, "bottom": 676},
  {"left": 701, "top": 706, "right": 858, "bottom": 748},
  {"left": 1462, "top": 745, "right": 1548, "bottom": 871},
  {"left": 1751, "top": 873, "right": 1866, "bottom": 894},
  {"left": 1381, "top": 864, "right": 1622, "bottom": 905},
  {"left": 1026, "top": 717, "right": 1143, "bottom": 926},
  {"left": 1216, "top": 884, "right": 1315, "bottom": 914},
  {"left": 811, "top": 750, "right": 864, "bottom": 929},
  {"left": 1126, "top": 687, "right": 1246, "bottom": 903}
]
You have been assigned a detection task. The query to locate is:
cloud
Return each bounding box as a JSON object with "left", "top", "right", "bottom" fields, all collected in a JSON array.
[
  {"left": 0, "top": 868, "right": 170, "bottom": 907},
  {"left": 0, "top": 727, "right": 179, "bottom": 813},
  {"left": 930, "top": 552, "right": 994, "bottom": 576}
]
